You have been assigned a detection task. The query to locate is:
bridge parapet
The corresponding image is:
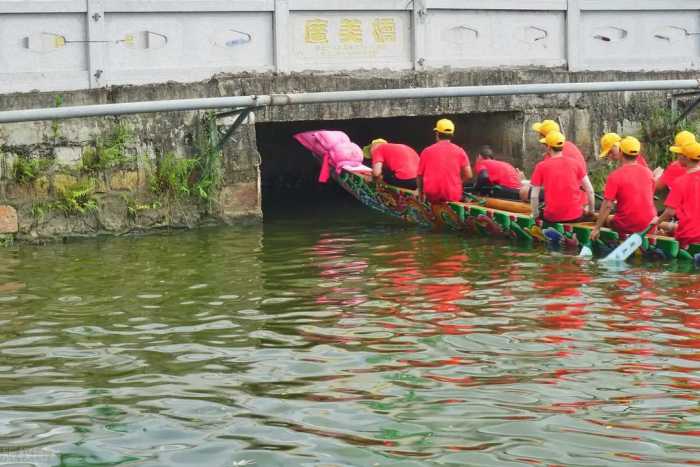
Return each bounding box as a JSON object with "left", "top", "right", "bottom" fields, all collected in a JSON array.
[{"left": 1, "top": 0, "right": 699, "bottom": 94}]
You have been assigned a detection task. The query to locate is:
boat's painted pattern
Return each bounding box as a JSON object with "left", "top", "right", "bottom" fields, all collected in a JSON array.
[{"left": 335, "top": 168, "right": 698, "bottom": 262}]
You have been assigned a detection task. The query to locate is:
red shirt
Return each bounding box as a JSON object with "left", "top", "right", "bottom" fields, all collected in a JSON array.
[
  {"left": 544, "top": 141, "right": 587, "bottom": 206},
  {"left": 563, "top": 141, "right": 587, "bottom": 172},
  {"left": 418, "top": 141, "right": 470, "bottom": 203},
  {"left": 659, "top": 160, "right": 687, "bottom": 190},
  {"left": 531, "top": 155, "right": 586, "bottom": 222},
  {"left": 604, "top": 163, "right": 656, "bottom": 235},
  {"left": 545, "top": 142, "right": 587, "bottom": 171},
  {"left": 636, "top": 153, "right": 649, "bottom": 168},
  {"left": 474, "top": 159, "right": 521, "bottom": 190},
  {"left": 372, "top": 143, "right": 419, "bottom": 180},
  {"left": 666, "top": 170, "right": 700, "bottom": 248}
]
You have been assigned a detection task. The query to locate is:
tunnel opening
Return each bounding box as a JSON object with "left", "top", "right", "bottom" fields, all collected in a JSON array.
[{"left": 255, "top": 112, "right": 524, "bottom": 215}]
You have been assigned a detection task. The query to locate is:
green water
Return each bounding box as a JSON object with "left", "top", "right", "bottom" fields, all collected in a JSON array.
[{"left": 1, "top": 198, "right": 700, "bottom": 466}]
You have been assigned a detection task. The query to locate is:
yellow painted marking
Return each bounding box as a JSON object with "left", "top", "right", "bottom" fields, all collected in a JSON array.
[
  {"left": 373, "top": 18, "right": 397, "bottom": 43},
  {"left": 304, "top": 19, "right": 329, "bottom": 44},
  {"left": 340, "top": 18, "right": 363, "bottom": 44}
]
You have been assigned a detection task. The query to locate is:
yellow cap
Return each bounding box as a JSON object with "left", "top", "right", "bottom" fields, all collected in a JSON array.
[
  {"left": 532, "top": 119, "right": 560, "bottom": 136},
  {"left": 434, "top": 119, "right": 455, "bottom": 135},
  {"left": 670, "top": 130, "right": 697, "bottom": 154},
  {"left": 599, "top": 132, "right": 622, "bottom": 159},
  {"left": 681, "top": 142, "right": 700, "bottom": 161},
  {"left": 620, "top": 136, "right": 641, "bottom": 156},
  {"left": 364, "top": 139, "right": 388, "bottom": 159},
  {"left": 540, "top": 131, "right": 565, "bottom": 149}
]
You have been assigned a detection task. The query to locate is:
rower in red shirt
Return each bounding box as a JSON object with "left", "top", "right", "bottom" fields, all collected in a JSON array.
[
  {"left": 655, "top": 142, "right": 700, "bottom": 248},
  {"left": 532, "top": 119, "right": 591, "bottom": 207},
  {"left": 472, "top": 145, "right": 523, "bottom": 200},
  {"left": 590, "top": 136, "right": 656, "bottom": 241},
  {"left": 654, "top": 130, "right": 696, "bottom": 192},
  {"left": 532, "top": 120, "right": 587, "bottom": 172},
  {"left": 417, "top": 119, "right": 472, "bottom": 203},
  {"left": 598, "top": 132, "right": 649, "bottom": 167},
  {"left": 530, "top": 131, "right": 595, "bottom": 223},
  {"left": 367, "top": 138, "right": 419, "bottom": 190}
]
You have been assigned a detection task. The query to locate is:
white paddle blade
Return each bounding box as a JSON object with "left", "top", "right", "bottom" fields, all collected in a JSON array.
[
  {"left": 578, "top": 244, "right": 593, "bottom": 257},
  {"left": 602, "top": 233, "right": 642, "bottom": 262}
]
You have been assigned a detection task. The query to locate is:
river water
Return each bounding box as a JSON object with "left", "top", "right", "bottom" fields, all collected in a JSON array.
[{"left": 1, "top": 196, "right": 699, "bottom": 466}]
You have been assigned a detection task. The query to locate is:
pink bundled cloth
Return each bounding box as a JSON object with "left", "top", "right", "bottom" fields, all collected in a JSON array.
[
  {"left": 293, "top": 130, "right": 349, "bottom": 156},
  {"left": 294, "top": 130, "right": 369, "bottom": 183}
]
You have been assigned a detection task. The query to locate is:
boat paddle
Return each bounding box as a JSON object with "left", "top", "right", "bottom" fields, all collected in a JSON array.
[
  {"left": 601, "top": 224, "right": 654, "bottom": 262},
  {"left": 578, "top": 241, "right": 593, "bottom": 257}
]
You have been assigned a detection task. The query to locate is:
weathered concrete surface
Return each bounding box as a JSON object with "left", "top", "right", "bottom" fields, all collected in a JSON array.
[
  {"left": 0, "top": 205, "right": 18, "bottom": 233},
  {"left": 0, "top": 68, "right": 696, "bottom": 241}
]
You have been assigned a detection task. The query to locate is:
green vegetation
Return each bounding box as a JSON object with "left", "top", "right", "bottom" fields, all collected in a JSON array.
[
  {"left": 148, "top": 113, "right": 223, "bottom": 202},
  {"left": 12, "top": 157, "right": 52, "bottom": 184},
  {"left": 191, "top": 113, "right": 223, "bottom": 201},
  {"left": 123, "top": 195, "right": 162, "bottom": 221},
  {"left": 53, "top": 180, "right": 98, "bottom": 215},
  {"left": 51, "top": 95, "right": 63, "bottom": 141},
  {"left": 640, "top": 107, "right": 700, "bottom": 169},
  {"left": 0, "top": 234, "right": 14, "bottom": 248},
  {"left": 30, "top": 180, "right": 99, "bottom": 219},
  {"left": 31, "top": 201, "right": 49, "bottom": 221},
  {"left": 589, "top": 162, "right": 613, "bottom": 193},
  {"left": 16, "top": 114, "right": 224, "bottom": 227},
  {"left": 148, "top": 152, "right": 198, "bottom": 197},
  {"left": 81, "top": 123, "right": 135, "bottom": 172}
]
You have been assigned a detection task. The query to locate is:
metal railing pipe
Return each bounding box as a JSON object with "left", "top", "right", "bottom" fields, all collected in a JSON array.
[{"left": 0, "top": 79, "right": 698, "bottom": 123}]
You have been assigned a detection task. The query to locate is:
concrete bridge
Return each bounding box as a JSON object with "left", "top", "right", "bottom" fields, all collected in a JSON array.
[{"left": 0, "top": 1, "right": 698, "bottom": 240}]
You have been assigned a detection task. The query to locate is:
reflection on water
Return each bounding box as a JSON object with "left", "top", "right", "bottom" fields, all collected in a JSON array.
[{"left": 0, "top": 200, "right": 700, "bottom": 466}]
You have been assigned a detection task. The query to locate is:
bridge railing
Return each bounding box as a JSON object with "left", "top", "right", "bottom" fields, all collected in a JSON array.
[{"left": 1, "top": 0, "right": 698, "bottom": 94}]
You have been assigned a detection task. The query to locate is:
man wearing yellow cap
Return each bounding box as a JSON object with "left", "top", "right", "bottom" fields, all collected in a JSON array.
[
  {"left": 366, "top": 138, "right": 420, "bottom": 189},
  {"left": 655, "top": 130, "right": 696, "bottom": 192},
  {"left": 532, "top": 119, "right": 590, "bottom": 208},
  {"left": 530, "top": 131, "right": 595, "bottom": 223},
  {"left": 654, "top": 142, "right": 700, "bottom": 248},
  {"left": 532, "top": 119, "right": 587, "bottom": 171},
  {"left": 590, "top": 136, "right": 656, "bottom": 241},
  {"left": 417, "top": 119, "right": 472, "bottom": 203},
  {"left": 599, "top": 132, "right": 649, "bottom": 167}
]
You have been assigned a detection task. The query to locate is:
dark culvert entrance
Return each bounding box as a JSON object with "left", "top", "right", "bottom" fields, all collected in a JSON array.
[{"left": 255, "top": 112, "right": 524, "bottom": 216}]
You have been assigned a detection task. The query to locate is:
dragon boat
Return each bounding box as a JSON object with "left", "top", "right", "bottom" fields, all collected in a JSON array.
[
  {"left": 297, "top": 133, "right": 700, "bottom": 263},
  {"left": 337, "top": 165, "right": 700, "bottom": 260}
]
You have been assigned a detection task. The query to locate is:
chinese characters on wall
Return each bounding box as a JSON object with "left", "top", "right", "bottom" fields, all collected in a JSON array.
[{"left": 304, "top": 17, "right": 397, "bottom": 45}]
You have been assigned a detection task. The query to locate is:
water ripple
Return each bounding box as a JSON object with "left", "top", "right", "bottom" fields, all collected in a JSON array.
[{"left": 0, "top": 208, "right": 697, "bottom": 465}]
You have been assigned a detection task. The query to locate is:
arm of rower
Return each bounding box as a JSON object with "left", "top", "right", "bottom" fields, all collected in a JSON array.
[
  {"left": 462, "top": 165, "right": 473, "bottom": 182},
  {"left": 654, "top": 178, "right": 667, "bottom": 193},
  {"left": 416, "top": 176, "right": 423, "bottom": 199},
  {"left": 656, "top": 207, "right": 676, "bottom": 226},
  {"left": 372, "top": 162, "right": 383, "bottom": 180},
  {"left": 590, "top": 199, "right": 613, "bottom": 240},
  {"left": 530, "top": 186, "right": 541, "bottom": 219},
  {"left": 582, "top": 175, "right": 595, "bottom": 213}
]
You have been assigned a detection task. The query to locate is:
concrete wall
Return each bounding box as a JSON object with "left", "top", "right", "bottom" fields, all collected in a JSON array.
[{"left": 1, "top": 0, "right": 699, "bottom": 94}]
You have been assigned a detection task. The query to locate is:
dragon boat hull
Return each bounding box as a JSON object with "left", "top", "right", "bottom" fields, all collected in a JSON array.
[{"left": 331, "top": 166, "right": 700, "bottom": 263}]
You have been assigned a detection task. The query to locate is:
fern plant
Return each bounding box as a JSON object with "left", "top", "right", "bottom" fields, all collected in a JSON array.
[{"left": 54, "top": 181, "right": 98, "bottom": 215}]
